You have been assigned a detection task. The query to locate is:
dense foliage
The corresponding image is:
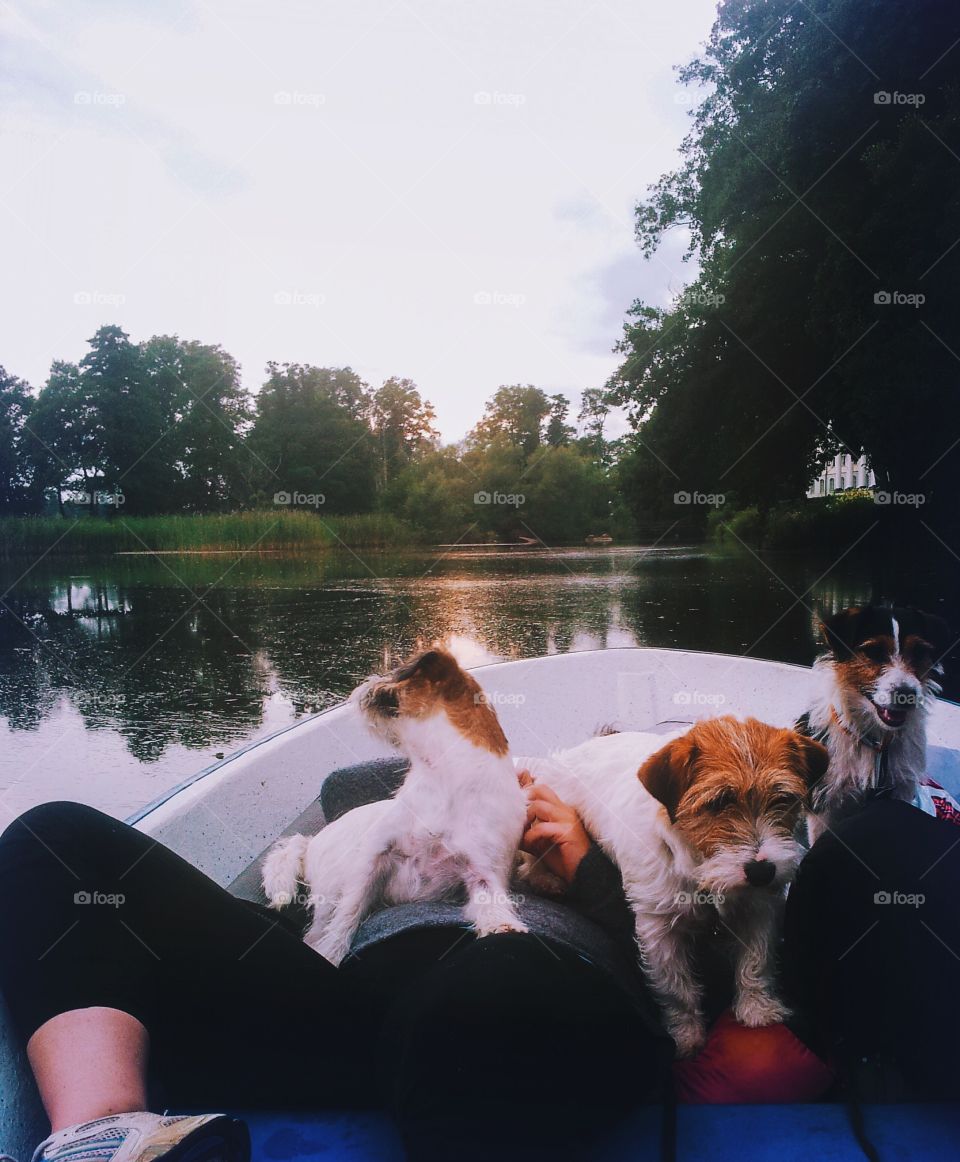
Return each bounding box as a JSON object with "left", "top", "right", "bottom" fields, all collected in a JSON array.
[
  {"left": 609, "top": 0, "right": 960, "bottom": 520},
  {"left": 0, "top": 332, "right": 622, "bottom": 545}
]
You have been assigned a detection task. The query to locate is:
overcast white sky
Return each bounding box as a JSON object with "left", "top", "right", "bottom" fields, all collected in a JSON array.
[{"left": 1, "top": 0, "right": 716, "bottom": 441}]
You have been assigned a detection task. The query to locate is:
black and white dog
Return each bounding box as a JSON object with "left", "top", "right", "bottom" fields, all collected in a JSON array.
[{"left": 797, "top": 605, "right": 950, "bottom": 841}]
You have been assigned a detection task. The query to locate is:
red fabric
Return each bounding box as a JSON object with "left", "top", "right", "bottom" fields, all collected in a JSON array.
[{"left": 672, "top": 1010, "right": 835, "bottom": 1104}]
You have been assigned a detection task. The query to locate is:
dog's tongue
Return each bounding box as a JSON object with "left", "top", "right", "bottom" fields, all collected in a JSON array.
[{"left": 877, "top": 705, "right": 907, "bottom": 728}]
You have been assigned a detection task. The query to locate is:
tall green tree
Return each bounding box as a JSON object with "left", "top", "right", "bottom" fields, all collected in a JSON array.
[
  {"left": 248, "top": 364, "right": 376, "bottom": 512},
  {"left": 544, "top": 394, "right": 574, "bottom": 447},
  {"left": 468, "top": 385, "right": 553, "bottom": 459},
  {"left": 369, "top": 377, "right": 439, "bottom": 489},
  {"left": 140, "top": 337, "right": 252, "bottom": 511},
  {"left": 0, "top": 368, "right": 35, "bottom": 513},
  {"left": 612, "top": 0, "right": 960, "bottom": 515},
  {"left": 30, "top": 360, "right": 105, "bottom": 512}
]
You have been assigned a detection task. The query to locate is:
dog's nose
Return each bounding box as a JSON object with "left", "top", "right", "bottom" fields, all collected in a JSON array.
[{"left": 744, "top": 859, "right": 776, "bottom": 887}]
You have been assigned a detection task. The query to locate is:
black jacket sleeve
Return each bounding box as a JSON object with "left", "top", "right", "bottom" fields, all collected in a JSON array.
[{"left": 563, "top": 842, "right": 635, "bottom": 941}]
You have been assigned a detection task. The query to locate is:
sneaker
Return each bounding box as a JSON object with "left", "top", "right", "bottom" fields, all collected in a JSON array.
[{"left": 31, "top": 1112, "right": 249, "bottom": 1162}]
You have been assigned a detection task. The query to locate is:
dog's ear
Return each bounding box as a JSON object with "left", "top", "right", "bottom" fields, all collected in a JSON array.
[
  {"left": 394, "top": 648, "right": 459, "bottom": 683},
  {"left": 637, "top": 736, "right": 699, "bottom": 822},
  {"left": 819, "top": 606, "right": 865, "bottom": 658},
  {"left": 916, "top": 612, "right": 951, "bottom": 657},
  {"left": 789, "top": 733, "right": 830, "bottom": 790}
]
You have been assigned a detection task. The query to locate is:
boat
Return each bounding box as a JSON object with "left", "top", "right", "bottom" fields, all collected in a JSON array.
[{"left": 2, "top": 647, "right": 958, "bottom": 1160}]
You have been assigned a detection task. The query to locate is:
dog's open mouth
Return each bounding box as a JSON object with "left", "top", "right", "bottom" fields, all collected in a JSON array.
[{"left": 868, "top": 698, "right": 908, "bottom": 729}]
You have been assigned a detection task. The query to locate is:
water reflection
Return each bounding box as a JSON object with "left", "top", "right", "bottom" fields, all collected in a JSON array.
[{"left": 0, "top": 544, "right": 956, "bottom": 816}]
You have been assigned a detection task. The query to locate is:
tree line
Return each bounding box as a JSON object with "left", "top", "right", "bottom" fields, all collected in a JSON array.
[
  {"left": 0, "top": 326, "right": 628, "bottom": 544},
  {"left": 4, "top": 0, "right": 954, "bottom": 544}
]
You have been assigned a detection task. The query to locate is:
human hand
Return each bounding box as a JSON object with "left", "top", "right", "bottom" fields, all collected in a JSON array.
[{"left": 517, "top": 770, "right": 592, "bottom": 886}]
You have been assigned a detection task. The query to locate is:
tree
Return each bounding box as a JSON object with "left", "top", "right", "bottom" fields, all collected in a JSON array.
[
  {"left": 468, "top": 385, "right": 552, "bottom": 459},
  {"left": 30, "top": 360, "right": 106, "bottom": 512},
  {"left": 612, "top": 0, "right": 960, "bottom": 517},
  {"left": 248, "top": 364, "right": 376, "bottom": 512},
  {"left": 369, "top": 378, "right": 439, "bottom": 490},
  {"left": 544, "top": 394, "right": 574, "bottom": 447},
  {"left": 140, "top": 337, "right": 252, "bottom": 511},
  {"left": 0, "top": 368, "right": 35, "bottom": 513},
  {"left": 577, "top": 387, "right": 610, "bottom": 462}
]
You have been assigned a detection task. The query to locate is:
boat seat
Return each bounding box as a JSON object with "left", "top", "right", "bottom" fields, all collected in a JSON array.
[{"left": 227, "top": 757, "right": 410, "bottom": 921}]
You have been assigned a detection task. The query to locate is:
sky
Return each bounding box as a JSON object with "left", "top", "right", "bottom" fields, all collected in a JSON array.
[{"left": 1, "top": 0, "right": 717, "bottom": 442}]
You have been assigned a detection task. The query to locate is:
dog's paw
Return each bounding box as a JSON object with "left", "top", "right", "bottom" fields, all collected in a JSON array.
[
  {"left": 733, "top": 989, "right": 791, "bottom": 1028},
  {"left": 667, "top": 1014, "right": 707, "bottom": 1058},
  {"left": 475, "top": 916, "right": 529, "bottom": 938},
  {"left": 310, "top": 933, "right": 351, "bottom": 967}
]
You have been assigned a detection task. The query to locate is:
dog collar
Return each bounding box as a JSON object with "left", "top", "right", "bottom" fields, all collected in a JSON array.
[
  {"left": 830, "top": 707, "right": 892, "bottom": 793},
  {"left": 829, "top": 706, "right": 890, "bottom": 753}
]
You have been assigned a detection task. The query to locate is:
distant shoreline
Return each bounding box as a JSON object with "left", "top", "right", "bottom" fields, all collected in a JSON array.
[{"left": 0, "top": 511, "right": 422, "bottom": 557}]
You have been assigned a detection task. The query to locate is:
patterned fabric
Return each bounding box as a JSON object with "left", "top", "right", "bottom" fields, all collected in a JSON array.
[{"left": 916, "top": 778, "right": 960, "bottom": 827}]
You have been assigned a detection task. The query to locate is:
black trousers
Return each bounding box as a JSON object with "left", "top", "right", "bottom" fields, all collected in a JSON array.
[
  {"left": 783, "top": 798, "right": 960, "bottom": 1098},
  {"left": 0, "top": 802, "right": 659, "bottom": 1161}
]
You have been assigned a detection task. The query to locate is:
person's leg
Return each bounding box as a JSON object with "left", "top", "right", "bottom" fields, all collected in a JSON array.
[
  {"left": 26, "top": 1008, "right": 149, "bottom": 1132},
  {"left": 0, "top": 801, "right": 378, "bottom": 1126},
  {"left": 355, "top": 930, "right": 665, "bottom": 1162},
  {"left": 784, "top": 799, "right": 960, "bottom": 1096}
]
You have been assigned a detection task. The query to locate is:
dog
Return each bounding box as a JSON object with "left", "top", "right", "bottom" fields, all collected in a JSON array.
[
  {"left": 798, "top": 605, "right": 950, "bottom": 841},
  {"left": 261, "top": 647, "right": 528, "bottom": 965},
  {"left": 521, "top": 716, "right": 828, "bottom": 1056}
]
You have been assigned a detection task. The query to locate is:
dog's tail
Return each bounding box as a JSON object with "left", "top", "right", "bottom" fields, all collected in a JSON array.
[{"left": 261, "top": 834, "right": 309, "bottom": 909}]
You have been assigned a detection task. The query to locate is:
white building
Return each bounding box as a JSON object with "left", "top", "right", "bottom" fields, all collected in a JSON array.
[{"left": 807, "top": 452, "right": 875, "bottom": 498}]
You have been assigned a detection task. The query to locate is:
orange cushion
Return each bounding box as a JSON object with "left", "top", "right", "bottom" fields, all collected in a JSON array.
[{"left": 673, "top": 1010, "right": 835, "bottom": 1104}]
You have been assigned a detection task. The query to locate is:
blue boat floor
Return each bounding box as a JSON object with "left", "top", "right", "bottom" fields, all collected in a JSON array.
[{"left": 241, "top": 1104, "right": 957, "bottom": 1160}]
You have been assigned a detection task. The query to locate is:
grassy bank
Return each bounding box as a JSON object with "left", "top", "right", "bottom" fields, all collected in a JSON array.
[
  {"left": 0, "top": 511, "right": 422, "bottom": 556},
  {"left": 708, "top": 491, "right": 878, "bottom": 550}
]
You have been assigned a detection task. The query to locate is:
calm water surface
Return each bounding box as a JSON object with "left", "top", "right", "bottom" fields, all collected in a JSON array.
[{"left": 1, "top": 543, "right": 956, "bottom": 818}]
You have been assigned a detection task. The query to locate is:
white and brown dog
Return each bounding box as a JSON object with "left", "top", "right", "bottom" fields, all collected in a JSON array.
[
  {"left": 262, "top": 648, "right": 527, "bottom": 965},
  {"left": 523, "top": 717, "right": 827, "bottom": 1055},
  {"left": 798, "top": 605, "right": 950, "bottom": 841}
]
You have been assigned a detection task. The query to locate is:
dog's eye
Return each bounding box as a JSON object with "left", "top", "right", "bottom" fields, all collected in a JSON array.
[
  {"left": 705, "top": 790, "right": 735, "bottom": 813},
  {"left": 858, "top": 642, "right": 888, "bottom": 664}
]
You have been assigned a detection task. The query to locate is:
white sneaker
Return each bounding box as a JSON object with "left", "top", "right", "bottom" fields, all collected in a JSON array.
[{"left": 30, "top": 1112, "right": 249, "bottom": 1162}]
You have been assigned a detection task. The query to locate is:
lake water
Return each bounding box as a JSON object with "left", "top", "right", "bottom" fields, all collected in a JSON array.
[{"left": 1, "top": 543, "right": 957, "bottom": 820}]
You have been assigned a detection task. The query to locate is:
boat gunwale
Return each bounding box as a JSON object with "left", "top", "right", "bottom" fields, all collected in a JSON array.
[{"left": 125, "top": 645, "right": 960, "bottom": 826}]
